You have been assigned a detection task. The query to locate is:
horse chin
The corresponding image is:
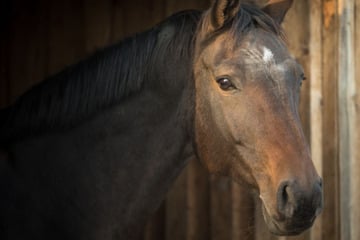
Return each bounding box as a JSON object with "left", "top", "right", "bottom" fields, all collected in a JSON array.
[{"left": 261, "top": 203, "right": 314, "bottom": 236}]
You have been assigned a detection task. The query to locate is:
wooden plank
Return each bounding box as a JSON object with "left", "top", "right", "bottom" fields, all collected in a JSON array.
[
  {"left": 4, "top": 0, "right": 46, "bottom": 103},
  {"left": 165, "top": 158, "right": 209, "bottom": 240},
  {"left": 111, "top": 0, "right": 166, "bottom": 42},
  {"left": 165, "top": 166, "right": 188, "bottom": 240},
  {"left": 27, "top": 0, "right": 48, "bottom": 86},
  {"left": 46, "top": 0, "right": 86, "bottom": 75},
  {"left": 83, "top": 0, "right": 113, "bottom": 53},
  {"left": 309, "top": 0, "right": 324, "bottom": 239},
  {"left": 209, "top": 175, "right": 232, "bottom": 240},
  {"left": 338, "top": 0, "right": 358, "bottom": 240},
  {"left": 321, "top": 0, "right": 341, "bottom": 239},
  {"left": 165, "top": 0, "right": 210, "bottom": 16},
  {"left": 8, "top": 0, "right": 36, "bottom": 101},
  {"left": 109, "top": 0, "right": 126, "bottom": 42},
  {"left": 231, "top": 183, "right": 255, "bottom": 240},
  {"left": 186, "top": 158, "right": 210, "bottom": 240},
  {"left": 353, "top": 1, "right": 360, "bottom": 240}
]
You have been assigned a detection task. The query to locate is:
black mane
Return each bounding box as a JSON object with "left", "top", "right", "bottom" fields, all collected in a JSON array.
[
  {"left": 0, "top": 10, "right": 201, "bottom": 143},
  {"left": 0, "top": 3, "right": 281, "bottom": 144}
]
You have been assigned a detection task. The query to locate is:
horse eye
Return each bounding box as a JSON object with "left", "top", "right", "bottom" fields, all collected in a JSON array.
[
  {"left": 301, "top": 74, "right": 307, "bottom": 81},
  {"left": 216, "top": 78, "right": 235, "bottom": 91},
  {"left": 299, "top": 74, "right": 306, "bottom": 87}
]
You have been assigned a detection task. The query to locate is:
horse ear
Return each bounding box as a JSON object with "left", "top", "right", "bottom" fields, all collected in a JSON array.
[
  {"left": 210, "top": 0, "right": 241, "bottom": 29},
  {"left": 262, "top": 0, "right": 293, "bottom": 24}
]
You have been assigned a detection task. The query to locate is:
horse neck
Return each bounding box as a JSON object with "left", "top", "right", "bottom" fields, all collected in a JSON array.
[
  {"left": 1, "top": 12, "right": 199, "bottom": 236},
  {"left": 4, "top": 65, "right": 196, "bottom": 238},
  {"left": 59, "top": 75, "right": 195, "bottom": 233}
]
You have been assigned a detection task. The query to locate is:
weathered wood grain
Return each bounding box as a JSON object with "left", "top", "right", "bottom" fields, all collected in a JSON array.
[
  {"left": 309, "top": 0, "right": 323, "bottom": 239},
  {"left": 353, "top": 1, "right": 360, "bottom": 240},
  {"left": 186, "top": 158, "right": 210, "bottom": 240},
  {"left": 338, "top": 1, "right": 357, "bottom": 240}
]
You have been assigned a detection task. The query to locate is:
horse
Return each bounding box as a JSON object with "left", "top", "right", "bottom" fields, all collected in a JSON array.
[{"left": 0, "top": 0, "right": 323, "bottom": 239}]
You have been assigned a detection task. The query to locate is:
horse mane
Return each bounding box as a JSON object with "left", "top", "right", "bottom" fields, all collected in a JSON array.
[
  {"left": 0, "top": 10, "right": 201, "bottom": 144},
  {"left": 0, "top": 3, "right": 282, "bottom": 144}
]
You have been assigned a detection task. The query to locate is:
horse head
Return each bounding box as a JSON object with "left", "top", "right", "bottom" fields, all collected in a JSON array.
[{"left": 193, "top": 0, "right": 322, "bottom": 235}]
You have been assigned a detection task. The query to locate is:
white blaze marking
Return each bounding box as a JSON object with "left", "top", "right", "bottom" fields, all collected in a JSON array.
[{"left": 262, "top": 47, "right": 274, "bottom": 63}]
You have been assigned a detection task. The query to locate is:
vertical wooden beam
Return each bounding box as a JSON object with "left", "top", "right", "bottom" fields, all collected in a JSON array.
[
  {"left": 83, "top": 0, "right": 112, "bottom": 53},
  {"left": 353, "top": 1, "right": 360, "bottom": 240},
  {"left": 338, "top": 0, "right": 358, "bottom": 240},
  {"left": 209, "top": 176, "right": 232, "bottom": 240},
  {"left": 8, "top": 0, "right": 34, "bottom": 101},
  {"left": 309, "top": 0, "right": 323, "bottom": 239},
  {"left": 109, "top": 0, "right": 126, "bottom": 42},
  {"left": 5, "top": 0, "right": 48, "bottom": 103},
  {"left": 165, "top": 0, "right": 210, "bottom": 16},
  {"left": 112, "top": 0, "right": 165, "bottom": 41},
  {"left": 46, "top": 0, "right": 86, "bottom": 75},
  {"left": 165, "top": 154, "right": 210, "bottom": 240},
  {"left": 321, "top": 0, "right": 341, "bottom": 239},
  {"left": 231, "top": 183, "right": 254, "bottom": 240},
  {"left": 165, "top": 167, "right": 188, "bottom": 240},
  {"left": 186, "top": 159, "right": 210, "bottom": 240}
]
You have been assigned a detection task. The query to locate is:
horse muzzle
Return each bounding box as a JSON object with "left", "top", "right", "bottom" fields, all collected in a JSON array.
[{"left": 261, "top": 179, "right": 323, "bottom": 236}]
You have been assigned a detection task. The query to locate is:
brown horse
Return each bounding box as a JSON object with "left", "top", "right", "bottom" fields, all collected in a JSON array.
[{"left": 0, "top": 0, "right": 322, "bottom": 239}]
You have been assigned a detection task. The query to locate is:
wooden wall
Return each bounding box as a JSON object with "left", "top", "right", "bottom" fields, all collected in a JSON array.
[{"left": 0, "top": 0, "right": 359, "bottom": 239}]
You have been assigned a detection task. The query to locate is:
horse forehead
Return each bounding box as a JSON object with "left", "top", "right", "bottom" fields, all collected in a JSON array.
[
  {"left": 241, "top": 32, "right": 289, "bottom": 62},
  {"left": 210, "top": 31, "right": 289, "bottom": 66},
  {"left": 210, "top": 41, "right": 295, "bottom": 81},
  {"left": 236, "top": 34, "right": 300, "bottom": 86}
]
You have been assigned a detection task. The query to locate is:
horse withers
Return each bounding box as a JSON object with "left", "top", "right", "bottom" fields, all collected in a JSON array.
[{"left": 0, "top": 0, "right": 322, "bottom": 239}]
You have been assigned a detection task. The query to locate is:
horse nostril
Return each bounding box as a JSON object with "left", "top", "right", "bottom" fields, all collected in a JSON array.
[
  {"left": 276, "top": 179, "right": 323, "bottom": 222},
  {"left": 277, "top": 181, "right": 297, "bottom": 219}
]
